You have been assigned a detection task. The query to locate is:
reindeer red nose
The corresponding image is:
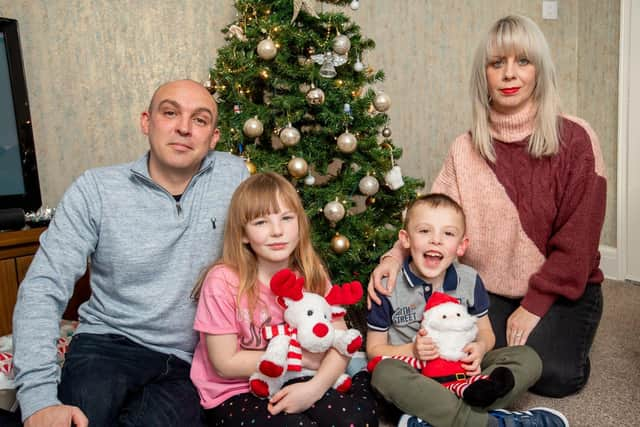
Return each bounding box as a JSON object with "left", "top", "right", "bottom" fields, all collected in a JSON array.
[{"left": 313, "top": 323, "right": 329, "bottom": 337}]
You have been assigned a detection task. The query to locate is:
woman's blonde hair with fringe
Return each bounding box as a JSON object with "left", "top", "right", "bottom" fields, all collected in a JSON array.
[
  {"left": 470, "top": 15, "right": 562, "bottom": 162},
  {"left": 191, "top": 172, "right": 329, "bottom": 316}
]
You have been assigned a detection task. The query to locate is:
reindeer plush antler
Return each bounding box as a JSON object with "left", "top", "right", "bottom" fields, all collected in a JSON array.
[{"left": 249, "top": 269, "right": 363, "bottom": 399}]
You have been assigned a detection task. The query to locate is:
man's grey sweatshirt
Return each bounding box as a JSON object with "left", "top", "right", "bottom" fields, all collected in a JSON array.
[{"left": 12, "top": 151, "right": 249, "bottom": 420}]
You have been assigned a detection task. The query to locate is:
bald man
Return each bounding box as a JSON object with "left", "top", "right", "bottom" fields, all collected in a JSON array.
[{"left": 11, "top": 80, "right": 249, "bottom": 427}]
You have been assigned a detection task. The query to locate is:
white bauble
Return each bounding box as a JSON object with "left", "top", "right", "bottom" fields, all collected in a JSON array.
[
  {"left": 257, "top": 38, "right": 277, "bottom": 60},
  {"left": 280, "top": 125, "right": 301, "bottom": 147},
  {"left": 337, "top": 131, "right": 357, "bottom": 154},
  {"left": 359, "top": 175, "right": 380, "bottom": 196},
  {"left": 242, "top": 117, "right": 264, "bottom": 138},
  {"left": 323, "top": 200, "right": 345, "bottom": 223}
]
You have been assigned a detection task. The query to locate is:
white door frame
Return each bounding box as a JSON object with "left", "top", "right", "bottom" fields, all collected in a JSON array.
[{"left": 610, "top": 0, "right": 639, "bottom": 281}]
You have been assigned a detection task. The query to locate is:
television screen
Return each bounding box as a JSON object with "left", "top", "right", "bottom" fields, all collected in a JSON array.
[
  {"left": 0, "top": 18, "right": 41, "bottom": 212},
  {"left": 0, "top": 32, "right": 26, "bottom": 197}
]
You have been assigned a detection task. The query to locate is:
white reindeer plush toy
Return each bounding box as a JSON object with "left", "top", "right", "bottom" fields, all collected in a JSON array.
[{"left": 249, "top": 269, "right": 363, "bottom": 399}]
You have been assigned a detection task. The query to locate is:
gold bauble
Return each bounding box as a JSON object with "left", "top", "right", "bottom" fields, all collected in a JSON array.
[
  {"left": 243, "top": 117, "right": 264, "bottom": 138},
  {"left": 323, "top": 200, "right": 346, "bottom": 223},
  {"left": 382, "top": 127, "right": 392, "bottom": 138},
  {"left": 257, "top": 37, "right": 277, "bottom": 60},
  {"left": 305, "top": 86, "right": 325, "bottom": 105},
  {"left": 331, "top": 234, "right": 350, "bottom": 254},
  {"left": 337, "top": 131, "right": 358, "bottom": 154},
  {"left": 245, "top": 160, "right": 257, "bottom": 174},
  {"left": 279, "top": 124, "right": 301, "bottom": 147},
  {"left": 287, "top": 157, "right": 308, "bottom": 178},
  {"left": 366, "top": 196, "right": 376, "bottom": 206},
  {"left": 373, "top": 92, "right": 392, "bottom": 112}
]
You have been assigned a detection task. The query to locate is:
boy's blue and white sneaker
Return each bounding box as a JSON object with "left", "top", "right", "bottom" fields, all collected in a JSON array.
[
  {"left": 489, "top": 407, "right": 569, "bottom": 427},
  {"left": 397, "top": 414, "right": 432, "bottom": 427}
]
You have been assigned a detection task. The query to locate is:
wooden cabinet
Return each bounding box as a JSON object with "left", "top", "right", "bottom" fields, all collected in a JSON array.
[{"left": 0, "top": 227, "right": 46, "bottom": 336}]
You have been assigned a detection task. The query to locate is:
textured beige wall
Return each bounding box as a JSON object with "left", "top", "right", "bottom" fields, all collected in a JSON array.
[
  {"left": 0, "top": 0, "right": 618, "bottom": 245},
  {"left": 576, "top": 0, "right": 619, "bottom": 246}
]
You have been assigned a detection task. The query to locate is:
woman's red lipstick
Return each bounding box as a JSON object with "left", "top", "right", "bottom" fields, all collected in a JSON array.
[{"left": 500, "top": 87, "right": 520, "bottom": 95}]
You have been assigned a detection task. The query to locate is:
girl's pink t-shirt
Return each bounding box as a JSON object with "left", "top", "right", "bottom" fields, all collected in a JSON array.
[{"left": 190, "top": 264, "right": 286, "bottom": 409}]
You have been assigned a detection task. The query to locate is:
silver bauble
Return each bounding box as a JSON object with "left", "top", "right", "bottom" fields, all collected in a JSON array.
[
  {"left": 373, "top": 92, "right": 392, "bottom": 112},
  {"left": 332, "top": 34, "right": 351, "bottom": 55},
  {"left": 331, "top": 234, "right": 350, "bottom": 254},
  {"left": 257, "top": 38, "right": 277, "bottom": 60},
  {"left": 350, "top": 0, "right": 360, "bottom": 10},
  {"left": 287, "top": 157, "right": 308, "bottom": 179},
  {"left": 337, "top": 131, "right": 357, "bottom": 154},
  {"left": 359, "top": 175, "right": 380, "bottom": 196},
  {"left": 305, "top": 87, "right": 325, "bottom": 105},
  {"left": 382, "top": 127, "right": 392, "bottom": 138},
  {"left": 323, "top": 200, "right": 346, "bottom": 223},
  {"left": 304, "top": 174, "right": 316, "bottom": 186},
  {"left": 353, "top": 60, "right": 364, "bottom": 72},
  {"left": 242, "top": 117, "right": 264, "bottom": 138},
  {"left": 279, "top": 124, "right": 301, "bottom": 147}
]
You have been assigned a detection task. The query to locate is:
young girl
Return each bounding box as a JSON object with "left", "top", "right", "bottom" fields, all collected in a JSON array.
[{"left": 190, "top": 172, "right": 378, "bottom": 426}]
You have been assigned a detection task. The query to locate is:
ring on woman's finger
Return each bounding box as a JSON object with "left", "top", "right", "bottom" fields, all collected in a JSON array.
[{"left": 515, "top": 331, "right": 523, "bottom": 337}]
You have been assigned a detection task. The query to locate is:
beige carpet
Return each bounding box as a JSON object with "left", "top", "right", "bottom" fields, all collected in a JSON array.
[
  {"left": 511, "top": 279, "right": 640, "bottom": 426},
  {"left": 379, "top": 279, "right": 640, "bottom": 426}
]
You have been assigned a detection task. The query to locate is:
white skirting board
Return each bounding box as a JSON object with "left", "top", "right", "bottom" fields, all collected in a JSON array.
[{"left": 599, "top": 245, "right": 619, "bottom": 280}]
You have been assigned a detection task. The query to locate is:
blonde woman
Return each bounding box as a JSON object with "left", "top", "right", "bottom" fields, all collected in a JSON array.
[{"left": 369, "top": 14, "right": 605, "bottom": 423}]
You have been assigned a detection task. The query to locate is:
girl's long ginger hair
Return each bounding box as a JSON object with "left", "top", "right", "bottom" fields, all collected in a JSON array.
[{"left": 192, "top": 172, "right": 328, "bottom": 313}]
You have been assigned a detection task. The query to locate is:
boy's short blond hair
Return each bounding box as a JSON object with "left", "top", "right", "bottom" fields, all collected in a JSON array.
[{"left": 404, "top": 193, "right": 466, "bottom": 232}]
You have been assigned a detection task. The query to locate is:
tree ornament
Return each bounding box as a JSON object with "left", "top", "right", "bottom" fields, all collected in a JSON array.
[
  {"left": 350, "top": 0, "right": 360, "bottom": 10},
  {"left": 324, "top": 199, "right": 346, "bottom": 223},
  {"left": 257, "top": 37, "right": 277, "bottom": 60},
  {"left": 202, "top": 79, "right": 214, "bottom": 93},
  {"left": 233, "top": 104, "right": 242, "bottom": 114},
  {"left": 385, "top": 165, "right": 405, "bottom": 190},
  {"left": 382, "top": 127, "right": 392, "bottom": 138},
  {"left": 366, "top": 196, "right": 376, "bottom": 206},
  {"left": 291, "top": 0, "right": 319, "bottom": 24},
  {"left": 331, "top": 233, "right": 350, "bottom": 254},
  {"left": 288, "top": 157, "right": 308, "bottom": 178},
  {"left": 304, "top": 174, "right": 316, "bottom": 186},
  {"left": 245, "top": 159, "right": 257, "bottom": 174},
  {"left": 337, "top": 131, "right": 357, "bottom": 154},
  {"left": 312, "top": 52, "right": 348, "bottom": 79},
  {"left": 373, "top": 92, "right": 392, "bottom": 112},
  {"left": 243, "top": 116, "right": 264, "bottom": 138},
  {"left": 353, "top": 56, "right": 364, "bottom": 72},
  {"left": 226, "top": 24, "right": 248, "bottom": 42},
  {"left": 332, "top": 34, "right": 351, "bottom": 56},
  {"left": 280, "top": 124, "right": 301, "bottom": 147},
  {"left": 358, "top": 175, "right": 380, "bottom": 196},
  {"left": 305, "top": 85, "right": 326, "bottom": 105}
]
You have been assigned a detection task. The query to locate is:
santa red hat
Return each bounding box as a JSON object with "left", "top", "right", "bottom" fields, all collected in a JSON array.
[{"left": 424, "top": 292, "right": 460, "bottom": 312}]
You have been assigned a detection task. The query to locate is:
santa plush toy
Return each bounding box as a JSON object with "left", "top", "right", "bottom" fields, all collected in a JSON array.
[
  {"left": 368, "top": 292, "right": 514, "bottom": 407},
  {"left": 249, "top": 269, "right": 363, "bottom": 399}
]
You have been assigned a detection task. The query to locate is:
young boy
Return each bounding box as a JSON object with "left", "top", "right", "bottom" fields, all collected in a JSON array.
[{"left": 366, "top": 194, "right": 568, "bottom": 427}]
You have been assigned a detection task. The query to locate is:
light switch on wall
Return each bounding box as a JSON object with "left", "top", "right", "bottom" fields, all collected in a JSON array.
[{"left": 542, "top": 1, "right": 558, "bottom": 20}]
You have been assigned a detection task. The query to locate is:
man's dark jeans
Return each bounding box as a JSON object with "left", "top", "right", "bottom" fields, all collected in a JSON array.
[
  {"left": 57, "top": 332, "right": 204, "bottom": 426},
  {"left": 489, "top": 283, "right": 603, "bottom": 398}
]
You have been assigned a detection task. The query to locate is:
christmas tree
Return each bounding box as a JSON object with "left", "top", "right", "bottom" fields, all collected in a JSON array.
[{"left": 207, "top": 0, "right": 424, "bottom": 306}]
